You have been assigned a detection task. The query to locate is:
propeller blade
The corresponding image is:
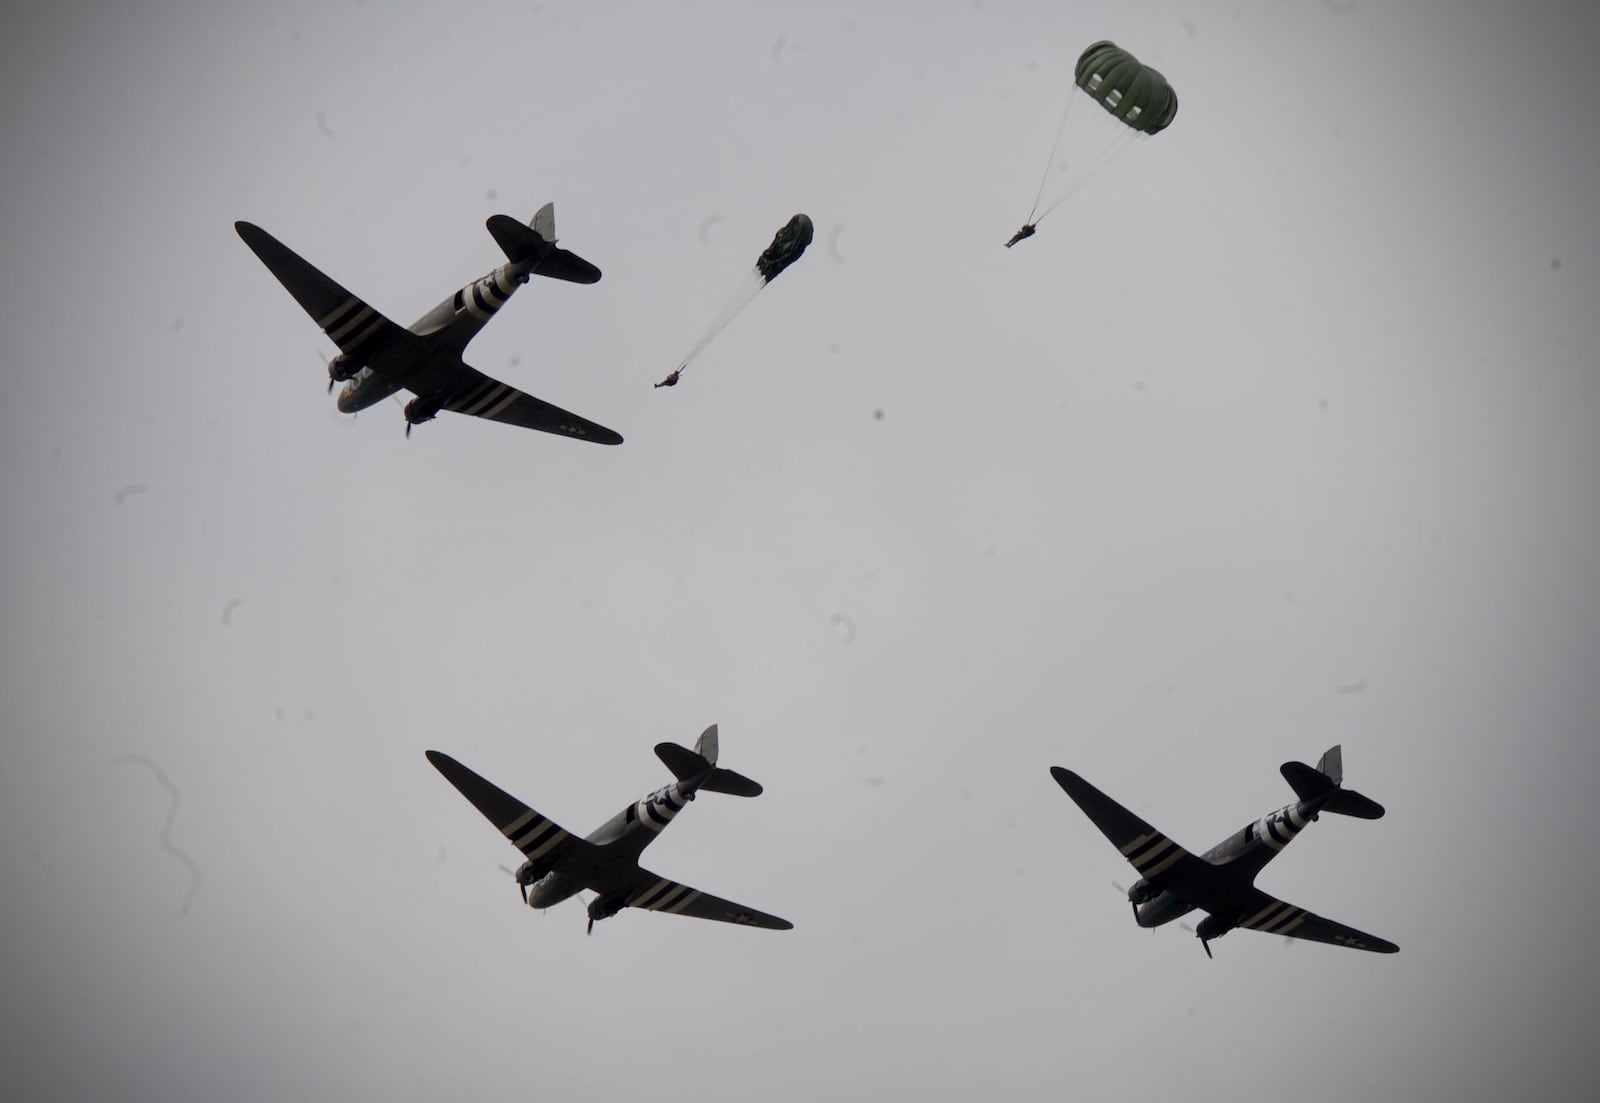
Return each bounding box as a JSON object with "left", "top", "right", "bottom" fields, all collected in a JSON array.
[
  {"left": 586, "top": 916, "right": 594, "bottom": 936},
  {"left": 405, "top": 422, "right": 412, "bottom": 439},
  {"left": 1201, "top": 938, "right": 1213, "bottom": 960}
]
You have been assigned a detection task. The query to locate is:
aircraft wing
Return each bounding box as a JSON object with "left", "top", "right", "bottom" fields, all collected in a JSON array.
[
  {"left": 437, "top": 364, "right": 623, "bottom": 445},
  {"left": 1051, "top": 767, "right": 1210, "bottom": 888},
  {"left": 625, "top": 869, "right": 793, "bottom": 930},
  {"left": 1235, "top": 888, "right": 1398, "bottom": 953},
  {"left": 426, "top": 751, "right": 587, "bottom": 867},
  {"left": 235, "top": 221, "right": 413, "bottom": 362}
]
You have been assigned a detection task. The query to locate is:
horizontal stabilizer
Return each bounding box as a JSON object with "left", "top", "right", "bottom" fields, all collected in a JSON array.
[
  {"left": 655, "top": 741, "right": 707, "bottom": 780},
  {"left": 1324, "top": 789, "right": 1385, "bottom": 819},
  {"left": 1282, "top": 745, "right": 1383, "bottom": 817},
  {"left": 486, "top": 213, "right": 601, "bottom": 284},
  {"left": 701, "top": 769, "right": 762, "bottom": 798},
  {"left": 1281, "top": 761, "right": 1335, "bottom": 803},
  {"left": 654, "top": 740, "right": 763, "bottom": 798}
]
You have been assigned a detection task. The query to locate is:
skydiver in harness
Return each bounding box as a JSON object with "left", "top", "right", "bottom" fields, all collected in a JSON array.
[
  {"left": 1005, "top": 223, "right": 1037, "bottom": 248},
  {"left": 654, "top": 369, "right": 682, "bottom": 388}
]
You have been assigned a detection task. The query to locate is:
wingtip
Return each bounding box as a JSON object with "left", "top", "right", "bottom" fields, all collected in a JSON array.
[{"left": 1049, "top": 765, "right": 1078, "bottom": 788}]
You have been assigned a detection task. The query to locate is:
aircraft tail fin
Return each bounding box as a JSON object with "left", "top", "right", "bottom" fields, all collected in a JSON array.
[
  {"left": 653, "top": 724, "right": 763, "bottom": 797},
  {"left": 531, "top": 202, "right": 556, "bottom": 242},
  {"left": 1280, "top": 745, "right": 1385, "bottom": 819},
  {"left": 485, "top": 209, "right": 602, "bottom": 284}
]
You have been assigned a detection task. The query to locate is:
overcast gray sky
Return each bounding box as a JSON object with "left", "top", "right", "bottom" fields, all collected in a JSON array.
[{"left": 4, "top": 1, "right": 1599, "bottom": 1100}]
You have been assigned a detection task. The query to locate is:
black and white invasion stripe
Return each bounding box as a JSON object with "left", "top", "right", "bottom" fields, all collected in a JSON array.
[
  {"left": 1239, "top": 899, "right": 1308, "bottom": 937},
  {"left": 1255, "top": 803, "right": 1309, "bottom": 852},
  {"left": 317, "top": 295, "right": 385, "bottom": 354},
  {"left": 635, "top": 783, "right": 688, "bottom": 833},
  {"left": 445, "top": 376, "right": 522, "bottom": 420},
  {"left": 630, "top": 877, "right": 703, "bottom": 915},
  {"left": 1119, "top": 831, "right": 1187, "bottom": 879},
  {"left": 497, "top": 807, "right": 569, "bottom": 863},
  {"left": 461, "top": 267, "right": 520, "bottom": 322}
]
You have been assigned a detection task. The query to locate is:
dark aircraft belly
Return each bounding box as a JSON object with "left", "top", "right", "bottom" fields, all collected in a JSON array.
[
  {"left": 1137, "top": 891, "right": 1197, "bottom": 928},
  {"left": 528, "top": 872, "right": 585, "bottom": 909},
  {"left": 336, "top": 368, "right": 407, "bottom": 413}
]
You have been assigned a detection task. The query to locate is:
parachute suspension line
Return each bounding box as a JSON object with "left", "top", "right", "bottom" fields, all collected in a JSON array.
[
  {"left": 1030, "top": 88, "right": 1118, "bottom": 225},
  {"left": 1035, "top": 127, "right": 1146, "bottom": 224},
  {"left": 674, "top": 268, "right": 769, "bottom": 374},
  {"left": 1027, "top": 88, "right": 1081, "bottom": 224}
]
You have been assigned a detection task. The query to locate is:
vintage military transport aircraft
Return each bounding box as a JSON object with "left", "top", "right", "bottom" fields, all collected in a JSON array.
[
  {"left": 428, "top": 726, "right": 792, "bottom": 933},
  {"left": 235, "top": 205, "right": 622, "bottom": 442},
  {"left": 1052, "top": 746, "right": 1397, "bottom": 957}
]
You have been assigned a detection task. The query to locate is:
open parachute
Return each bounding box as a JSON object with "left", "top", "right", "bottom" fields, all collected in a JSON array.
[
  {"left": 1008, "top": 40, "right": 1178, "bottom": 246},
  {"left": 657, "top": 214, "right": 813, "bottom": 387}
]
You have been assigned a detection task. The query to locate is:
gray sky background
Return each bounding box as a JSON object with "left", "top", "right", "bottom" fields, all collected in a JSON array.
[{"left": 3, "top": 1, "right": 1598, "bottom": 1100}]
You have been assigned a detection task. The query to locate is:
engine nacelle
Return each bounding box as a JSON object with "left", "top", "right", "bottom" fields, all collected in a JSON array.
[
  {"left": 587, "top": 893, "right": 629, "bottom": 924},
  {"left": 1127, "top": 878, "right": 1158, "bottom": 905},
  {"left": 513, "top": 858, "right": 555, "bottom": 893},
  {"left": 405, "top": 393, "right": 446, "bottom": 428},
  {"left": 327, "top": 353, "right": 362, "bottom": 383},
  {"left": 1195, "top": 914, "right": 1234, "bottom": 943}
]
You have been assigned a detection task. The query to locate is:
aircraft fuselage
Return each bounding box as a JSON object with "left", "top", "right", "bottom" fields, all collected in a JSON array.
[
  {"left": 335, "top": 257, "right": 535, "bottom": 413},
  {"left": 1133, "top": 789, "right": 1331, "bottom": 928},
  {"left": 522, "top": 774, "right": 706, "bottom": 909}
]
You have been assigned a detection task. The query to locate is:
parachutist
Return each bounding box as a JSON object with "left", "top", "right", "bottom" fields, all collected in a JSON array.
[
  {"left": 1005, "top": 223, "right": 1037, "bottom": 248},
  {"left": 670, "top": 214, "right": 813, "bottom": 381}
]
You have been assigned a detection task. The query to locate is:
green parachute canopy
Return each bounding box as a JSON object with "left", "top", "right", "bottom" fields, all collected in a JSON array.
[
  {"left": 756, "top": 214, "right": 814, "bottom": 282},
  {"left": 658, "top": 213, "right": 814, "bottom": 387},
  {"left": 1073, "top": 41, "right": 1179, "bottom": 136},
  {"left": 1010, "top": 39, "right": 1179, "bottom": 242}
]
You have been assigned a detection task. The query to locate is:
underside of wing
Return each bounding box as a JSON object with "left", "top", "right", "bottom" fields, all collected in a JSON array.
[
  {"left": 626, "top": 870, "right": 792, "bottom": 930},
  {"left": 426, "top": 751, "right": 582, "bottom": 867},
  {"left": 439, "top": 365, "right": 623, "bottom": 445},
  {"left": 1236, "top": 889, "right": 1398, "bottom": 953},
  {"left": 1051, "top": 767, "right": 1206, "bottom": 887},
  {"left": 235, "top": 221, "right": 409, "bottom": 362}
]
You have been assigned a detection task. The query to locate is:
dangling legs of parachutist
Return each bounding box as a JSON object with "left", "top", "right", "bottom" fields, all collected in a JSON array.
[{"left": 654, "top": 370, "right": 682, "bottom": 388}]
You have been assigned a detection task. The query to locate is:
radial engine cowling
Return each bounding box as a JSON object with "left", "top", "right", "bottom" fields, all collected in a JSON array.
[
  {"left": 405, "top": 394, "right": 446, "bottom": 428},
  {"left": 514, "top": 858, "right": 555, "bottom": 896},
  {"left": 327, "top": 353, "right": 362, "bottom": 383}
]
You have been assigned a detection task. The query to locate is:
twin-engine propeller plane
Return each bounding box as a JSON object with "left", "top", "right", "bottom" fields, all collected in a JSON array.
[
  {"left": 235, "top": 205, "right": 622, "bottom": 443},
  {"left": 1052, "top": 746, "right": 1397, "bottom": 958},
  {"left": 428, "top": 725, "right": 792, "bottom": 934}
]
